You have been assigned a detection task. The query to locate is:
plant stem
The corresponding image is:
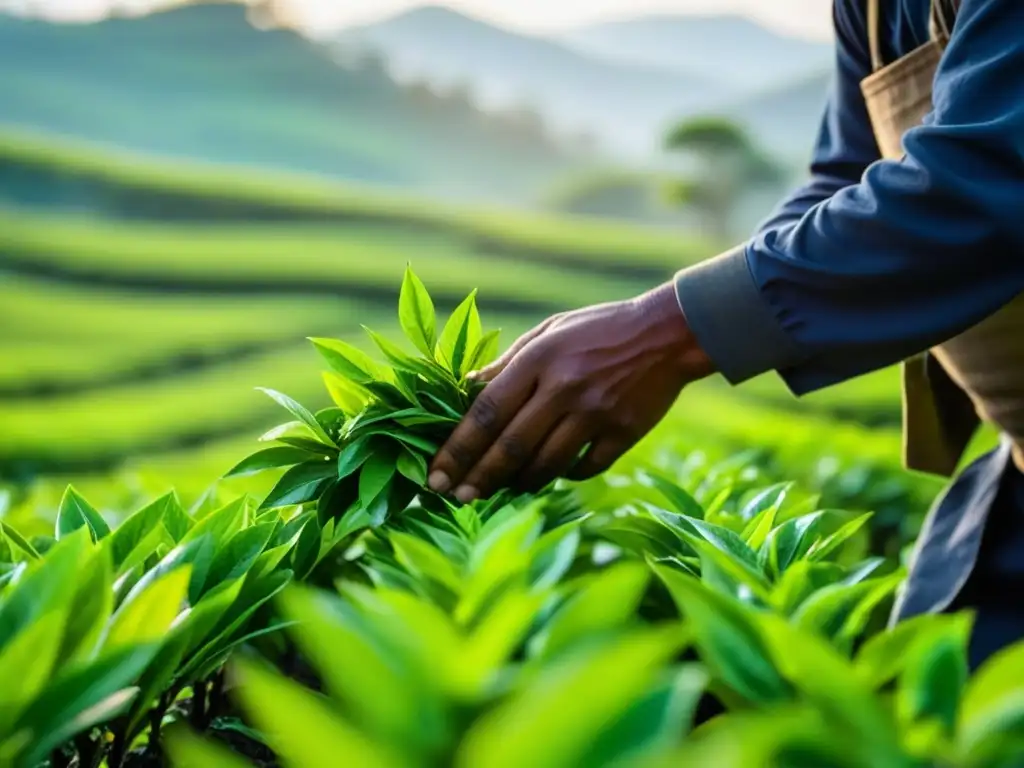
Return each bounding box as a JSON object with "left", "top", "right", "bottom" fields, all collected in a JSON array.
[{"left": 190, "top": 681, "right": 209, "bottom": 730}]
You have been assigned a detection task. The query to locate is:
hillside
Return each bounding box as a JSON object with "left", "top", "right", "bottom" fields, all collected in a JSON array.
[
  {"left": 557, "top": 14, "right": 833, "bottom": 93},
  {"left": 0, "top": 3, "right": 580, "bottom": 204},
  {"left": 334, "top": 5, "right": 726, "bottom": 158}
]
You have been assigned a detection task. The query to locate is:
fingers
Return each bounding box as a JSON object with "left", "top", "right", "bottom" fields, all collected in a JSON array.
[
  {"left": 428, "top": 360, "right": 536, "bottom": 496},
  {"left": 468, "top": 314, "right": 560, "bottom": 383},
  {"left": 516, "top": 415, "right": 595, "bottom": 493},
  {"left": 567, "top": 433, "right": 635, "bottom": 481},
  {"left": 451, "top": 394, "right": 564, "bottom": 502}
]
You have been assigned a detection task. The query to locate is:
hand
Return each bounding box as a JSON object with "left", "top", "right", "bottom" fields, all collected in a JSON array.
[{"left": 427, "top": 281, "right": 715, "bottom": 503}]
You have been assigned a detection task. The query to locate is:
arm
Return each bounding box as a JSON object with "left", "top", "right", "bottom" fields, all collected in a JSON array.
[
  {"left": 427, "top": 0, "right": 1024, "bottom": 503},
  {"left": 756, "top": 0, "right": 881, "bottom": 232},
  {"left": 677, "top": 0, "right": 1024, "bottom": 395}
]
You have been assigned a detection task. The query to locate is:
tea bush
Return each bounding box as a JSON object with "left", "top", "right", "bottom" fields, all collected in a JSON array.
[{"left": 2, "top": 269, "right": 1020, "bottom": 768}]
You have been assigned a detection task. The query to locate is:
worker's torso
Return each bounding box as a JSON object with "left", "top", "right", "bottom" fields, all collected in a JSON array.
[{"left": 858, "top": 0, "right": 1024, "bottom": 475}]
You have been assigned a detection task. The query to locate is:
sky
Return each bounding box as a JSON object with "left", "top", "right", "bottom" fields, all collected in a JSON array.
[{"left": 1, "top": 0, "right": 835, "bottom": 40}]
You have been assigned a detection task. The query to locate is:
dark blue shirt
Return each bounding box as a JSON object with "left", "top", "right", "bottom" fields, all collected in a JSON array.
[{"left": 675, "top": 0, "right": 1024, "bottom": 395}]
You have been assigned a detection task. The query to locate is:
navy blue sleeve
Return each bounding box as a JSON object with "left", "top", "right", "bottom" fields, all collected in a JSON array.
[
  {"left": 756, "top": 0, "right": 881, "bottom": 232},
  {"left": 675, "top": 0, "right": 1024, "bottom": 394}
]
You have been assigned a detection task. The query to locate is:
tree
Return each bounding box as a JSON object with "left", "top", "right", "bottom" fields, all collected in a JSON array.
[{"left": 663, "top": 116, "right": 784, "bottom": 240}]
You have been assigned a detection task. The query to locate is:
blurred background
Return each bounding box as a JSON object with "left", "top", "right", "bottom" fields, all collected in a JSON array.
[{"left": 1, "top": 0, "right": 967, "bottom": 522}]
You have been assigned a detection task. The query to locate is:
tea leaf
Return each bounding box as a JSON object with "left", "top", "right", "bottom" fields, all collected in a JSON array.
[
  {"left": 56, "top": 486, "right": 111, "bottom": 542},
  {"left": 257, "top": 388, "right": 336, "bottom": 447},
  {"left": 309, "top": 337, "right": 383, "bottom": 385},
  {"left": 396, "top": 448, "right": 429, "bottom": 487},
  {"left": 260, "top": 460, "right": 336, "bottom": 510},
  {"left": 399, "top": 265, "right": 437, "bottom": 358},
  {"left": 438, "top": 290, "right": 480, "bottom": 377},
  {"left": 463, "top": 329, "right": 502, "bottom": 376},
  {"left": 225, "top": 447, "right": 314, "bottom": 478},
  {"left": 323, "top": 371, "right": 370, "bottom": 416}
]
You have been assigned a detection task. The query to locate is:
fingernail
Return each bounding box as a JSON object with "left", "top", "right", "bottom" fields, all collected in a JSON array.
[
  {"left": 428, "top": 471, "right": 451, "bottom": 493},
  {"left": 466, "top": 370, "right": 480, "bottom": 381},
  {"left": 455, "top": 485, "right": 479, "bottom": 504}
]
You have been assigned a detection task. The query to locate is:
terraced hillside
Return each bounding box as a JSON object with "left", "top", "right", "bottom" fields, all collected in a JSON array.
[{"left": 1, "top": 131, "right": 950, "bottom": 522}]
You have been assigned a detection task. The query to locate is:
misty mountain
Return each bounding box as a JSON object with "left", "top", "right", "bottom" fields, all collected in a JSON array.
[
  {"left": 0, "top": 3, "right": 580, "bottom": 204},
  {"left": 724, "top": 70, "right": 832, "bottom": 161},
  {"left": 557, "top": 14, "right": 833, "bottom": 93},
  {"left": 334, "top": 5, "right": 730, "bottom": 158}
]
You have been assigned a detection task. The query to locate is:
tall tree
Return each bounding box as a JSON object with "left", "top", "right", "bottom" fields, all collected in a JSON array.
[{"left": 663, "top": 116, "right": 783, "bottom": 239}]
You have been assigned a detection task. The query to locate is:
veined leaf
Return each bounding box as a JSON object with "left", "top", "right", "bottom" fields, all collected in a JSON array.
[
  {"left": 399, "top": 264, "right": 437, "bottom": 358},
  {"left": 309, "top": 337, "right": 385, "bottom": 385},
  {"left": 55, "top": 486, "right": 110, "bottom": 542},
  {"left": 654, "top": 566, "right": 789, "bottom": 705},
  {"left": 739, "top": 483, "right": 792, "bottom": 522},
  {"left": 390, "top": 531, "right": 462, "bottom": 592},
  {"left": 396, "top": 448, "right": 428, "bottom": 487},
  {"left": 644, "top": 472, "right": 705, "bottom": 518},
  {"left": 225, "top": 447, "right": 314, "bottom": 478},
  {"left": 359, "top": 445, "right": 399, "bottom": 511},
  {"left": 260, "top": 460, "right": 336, "bottom": 510},
  {"left": 437, "top": 290, "right": 481, "bottom": 377},
  {"left": 365, "top": 326, "right": 440, "bottom": 381},
  {"left": 0, "top": 522, "right": 39, "bottom": 561},
  {"left": 257, "top": 388, "right": 336, "bottom": 447}
]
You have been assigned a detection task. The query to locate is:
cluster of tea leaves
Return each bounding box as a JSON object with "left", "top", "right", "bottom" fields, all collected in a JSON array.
[
  {"left": 162, "top": 486, "right": 1024, "bottom": 768},
  {"left": 226, "top": 267, "right": 504, "bottom": 535}
]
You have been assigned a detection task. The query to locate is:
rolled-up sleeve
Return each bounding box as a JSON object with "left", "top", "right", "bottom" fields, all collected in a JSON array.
[{"left": 676, "top": 0, "right": 1024, "bottom": 395}]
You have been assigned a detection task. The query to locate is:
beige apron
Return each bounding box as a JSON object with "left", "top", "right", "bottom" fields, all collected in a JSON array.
[{"left": 860, "top": 0, "right": 1024, "bottom": 477}]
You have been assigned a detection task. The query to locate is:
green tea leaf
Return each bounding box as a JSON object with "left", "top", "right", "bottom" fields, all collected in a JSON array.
[
  {"left": 107, "top": 492, "right": 172, "bottom": 574},
  {"left": 533, "top": 562, "right": 650, "bottom": 660},
  {"left": 365, "top": 327, "right": 439, "bottom": 381},
  {"left": 166, "top": 726, "right": 255, "bottom": 768},
  {"left": 958, "top": 633, "right": 1024, "bottom": 755},
  {"left": 102, "top": 565, "right": 191, "bottom": 652},
  {"left": 654, "top": 566, "right": 789, "bottom": 705},
  {"left": 399, "top": 264, "right": 437, "bottom": 358},
  {"left": 807, "top": 513, "right": 874, "bottom": 562},
  {"left": 257, "top": 388, "right": 336, "bottom": 447},
  {"left": 261, "top": 460, "right": 336, "bottom": 510},
  {"left": 458, "top": 627, "right": 684, "bottom": 768},
  {"left": 437, "top": 290, "right": 480, "bottom": 377},
  {"left": 14, "top": 645, "right": 156, "bottom": 766},
  {"left": 56, "top": 486, "right": 111, "bottom": 542},
  {"left": 309, "top": 337, "right": 384, "bottom": 385},
  {"left": 390, "top": 531, "right": 461, "bottom": 592},
  {"left": 359, "top": 446, "right": 399, "bottom": 511},
  {"left": 233, "top": 655, "right": 409, "bottom": 768},
  {"left": 896, "top": 612, "right": 970, "bottom": 736},
  {"left": 463, "top": 329, "right": 501, "bottom": 376},
  {"left": 855, "top": 614, "right": 953, "bottom": 690},
  {"left": 323, "top": 371, "right": 370, "bottom": 416},
  {"left": 644, "top": 472, "right": 705, "bottom": 518},
  {"left": 337, "top": 435, "right": 377, "bottom": 480},
  {"left": 396, "top": 448, "right": 428, "bottom": 487},
  {"left": 225, "top": 447, "right": 314, "bottom": 478},
  {"left": 0, "top": 522, "right": 39, "bottom": 561}
]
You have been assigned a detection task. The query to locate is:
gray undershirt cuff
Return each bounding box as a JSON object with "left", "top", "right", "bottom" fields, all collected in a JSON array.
[{"left": 674, "top": 244, "right": 806, "bottom": 385}]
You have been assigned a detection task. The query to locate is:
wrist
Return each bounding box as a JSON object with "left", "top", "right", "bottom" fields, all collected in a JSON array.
[{"left": 634, "top": 281, "right": 717, "bottom": 381}]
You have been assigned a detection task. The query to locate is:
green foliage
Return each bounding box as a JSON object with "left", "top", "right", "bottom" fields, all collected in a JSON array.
[{"left": 229, "top": 269, "right": 504, "bottom": 543}]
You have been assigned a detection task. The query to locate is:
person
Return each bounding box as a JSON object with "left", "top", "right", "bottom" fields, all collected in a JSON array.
[{"left": 427, "top": 0, "right": 1024, "bottom": 669}]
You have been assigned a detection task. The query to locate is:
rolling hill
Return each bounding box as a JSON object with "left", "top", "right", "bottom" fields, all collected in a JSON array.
[
  {"left": 0, "top": 2, "right": 581, "bottom": 205},
  {"left": 336, "top": 6, "right": 834, "bottom": 163},
  {"left": 334, "top": 5, "right": 726, "bottom": 158},
  {"left": 556, "top": 14, "right": 833, "bottom": 93}
]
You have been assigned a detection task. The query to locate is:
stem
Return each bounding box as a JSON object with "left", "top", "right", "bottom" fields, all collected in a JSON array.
[
  {"left": 190, "top": 681, "right": 209, "bottom": 730},
  {"left": 146, "top": 690, "right": 173, "bottom": 753}
]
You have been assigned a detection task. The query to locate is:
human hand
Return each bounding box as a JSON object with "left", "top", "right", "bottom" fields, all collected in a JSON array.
[{"left": 427, "top": 281, "right": 715, "bottom": 503}]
